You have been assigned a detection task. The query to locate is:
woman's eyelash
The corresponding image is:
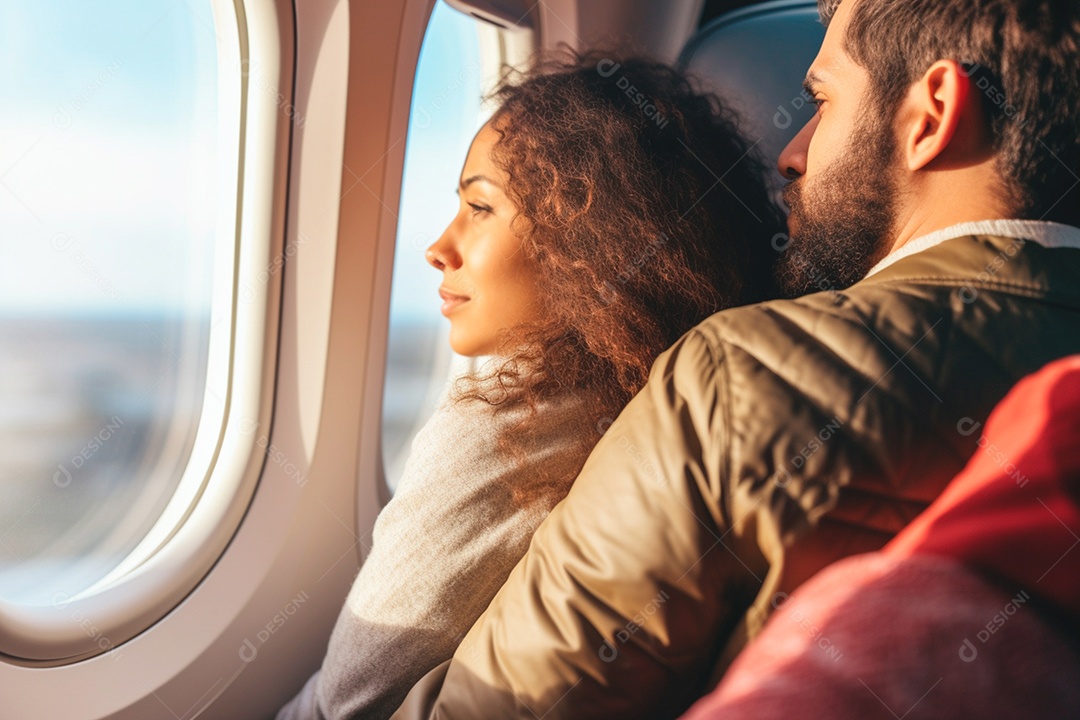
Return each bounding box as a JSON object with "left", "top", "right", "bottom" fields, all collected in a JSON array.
[{"left": 468, "top": 202, "right": 492, "bottom": 216}]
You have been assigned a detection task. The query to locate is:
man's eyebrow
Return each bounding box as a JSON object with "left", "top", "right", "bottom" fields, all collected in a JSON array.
[
  {"left": 803, "top": 70, "right": 826, "bottom": 97},
  {"left": 458, "top": 174, "right": 499, "bottom": 192}
]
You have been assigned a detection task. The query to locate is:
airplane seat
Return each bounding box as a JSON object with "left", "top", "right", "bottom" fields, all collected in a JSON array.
[{"left": 678, "top": 0, "right": 824, "bottom": 188}]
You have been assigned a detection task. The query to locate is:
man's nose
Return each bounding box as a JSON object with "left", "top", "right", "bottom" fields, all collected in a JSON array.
[{"left": 777, "top": 115, "right": 818, "bottom": 180}]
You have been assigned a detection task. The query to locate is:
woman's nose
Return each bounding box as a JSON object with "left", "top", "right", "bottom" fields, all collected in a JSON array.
[
  {"left": 425, "top": 245, "right": 445, "bottom": 270},
  {"left": 425, "top": 229, "right": 461, "bottom": 271}
]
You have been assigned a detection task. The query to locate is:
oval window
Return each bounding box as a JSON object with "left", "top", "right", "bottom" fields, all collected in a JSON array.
[
  {"left": 382, "top": 1, "right": 484, "bottom": 493},
  {"left": 0, "top": 1, "right": 218, "bottom": 605}
]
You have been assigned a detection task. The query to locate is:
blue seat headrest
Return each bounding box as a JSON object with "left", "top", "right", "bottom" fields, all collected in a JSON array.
[{"left": 679, "top": 0, "right": 825, "bottom": 183}]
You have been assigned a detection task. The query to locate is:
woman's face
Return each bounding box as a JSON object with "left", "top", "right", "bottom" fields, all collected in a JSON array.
[{"left": 426, "top": 122, "right": 543, "bottom": 357}]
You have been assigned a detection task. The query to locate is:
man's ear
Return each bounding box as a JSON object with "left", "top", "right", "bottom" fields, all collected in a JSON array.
[{"left": 900, "top": 60, "right": 972, "bottom": 172}]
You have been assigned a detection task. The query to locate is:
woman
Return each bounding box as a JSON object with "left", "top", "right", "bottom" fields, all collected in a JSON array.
[{"left": 277, "top": 51, "right": 781, "bottom": 720}]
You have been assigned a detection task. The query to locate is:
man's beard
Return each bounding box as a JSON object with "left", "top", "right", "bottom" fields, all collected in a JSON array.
[{"left": 775, "top": 109, "right": 899, "bottom": 298}]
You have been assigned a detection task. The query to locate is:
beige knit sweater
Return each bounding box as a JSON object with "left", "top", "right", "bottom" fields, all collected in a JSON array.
[{"left": 275, "top": 385, "right": 593, "bottom": 720}]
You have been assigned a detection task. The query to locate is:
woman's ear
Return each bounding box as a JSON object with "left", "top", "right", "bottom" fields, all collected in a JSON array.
[{"left": 900, "top": 60, "right": 973, "bottom": 172}]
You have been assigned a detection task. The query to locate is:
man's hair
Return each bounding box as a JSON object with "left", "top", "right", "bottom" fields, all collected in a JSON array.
[{"left": 818, "top": 0, "right": 1080, "bottom": 225}]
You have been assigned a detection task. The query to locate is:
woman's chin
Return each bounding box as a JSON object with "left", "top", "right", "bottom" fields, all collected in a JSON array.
[{"left": 447, "top": 330, "right": 487, "bottom": 358}]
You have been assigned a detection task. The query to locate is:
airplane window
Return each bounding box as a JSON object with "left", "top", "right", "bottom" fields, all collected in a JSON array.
[
  {"left": 0, "top": 2, "right": 220, "bottom": 605},
  {"left": 382, "top": 1, "right": 483, "bottom": 493}
]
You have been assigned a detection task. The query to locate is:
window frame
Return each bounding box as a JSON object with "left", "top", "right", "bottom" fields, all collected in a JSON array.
[{"left": 0, "top": 0, "right": 290, "bottom": 664}]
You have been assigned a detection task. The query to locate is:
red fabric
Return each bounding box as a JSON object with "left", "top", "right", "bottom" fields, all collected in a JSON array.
[
  {"left": 885, "top": 354, "right": 1080, "bottom": 624},
  {"left": 679, "top": 553, "right": 1080, "bottom": 720}
]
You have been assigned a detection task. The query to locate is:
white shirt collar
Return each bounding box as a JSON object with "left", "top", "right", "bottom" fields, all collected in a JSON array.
[{"left": 864, "top": 219, "right": 1080, "bottom": 278}]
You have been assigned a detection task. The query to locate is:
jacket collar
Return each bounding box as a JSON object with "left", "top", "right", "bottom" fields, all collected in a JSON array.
[{"left": 865, "top": 220, "right": 1080, "bottom": 278}]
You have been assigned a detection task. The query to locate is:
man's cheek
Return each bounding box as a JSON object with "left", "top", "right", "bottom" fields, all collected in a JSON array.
[
  {"left": 804, "top": 144, "right": 827, "bottom": 177},
  {"left": 805, "top": 125, "right": 843, "bottom": 175}
]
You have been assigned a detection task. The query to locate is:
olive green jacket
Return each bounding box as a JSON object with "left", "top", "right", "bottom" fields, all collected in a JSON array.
[{"left": 391, "top": 233, "right": 1080, "bottom": 720}]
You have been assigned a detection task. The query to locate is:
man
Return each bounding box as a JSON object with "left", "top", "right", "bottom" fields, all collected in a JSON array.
[{"left": 390, "top": 0, "right": 1080, "bottom": 717}]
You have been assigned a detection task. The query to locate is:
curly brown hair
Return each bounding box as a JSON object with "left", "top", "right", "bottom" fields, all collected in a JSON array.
[{"left": 456, "top": 50, "right": 783, "bottom": 501}]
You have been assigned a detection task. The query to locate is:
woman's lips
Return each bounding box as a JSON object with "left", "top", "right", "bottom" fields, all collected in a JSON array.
[{"left": 438, "top": 287, "right": 470, "bottom": 316}]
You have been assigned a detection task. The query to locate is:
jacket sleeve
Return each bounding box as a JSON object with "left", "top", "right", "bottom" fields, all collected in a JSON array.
[{"left": 390, "top": 330, "right": 774, "bottom": 720}]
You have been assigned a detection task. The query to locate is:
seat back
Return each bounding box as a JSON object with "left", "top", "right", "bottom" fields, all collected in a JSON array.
[{"left": 679, "top": 0, "right": 824, "bottom": 183}]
